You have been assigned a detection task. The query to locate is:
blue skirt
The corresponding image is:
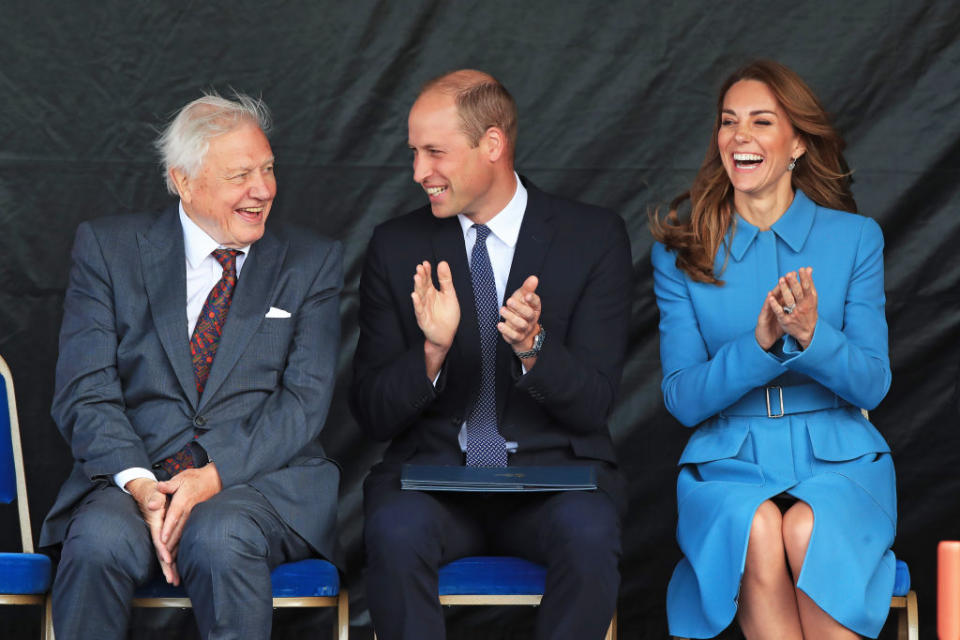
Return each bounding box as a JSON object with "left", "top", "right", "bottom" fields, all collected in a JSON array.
[{"left": 666, "top": 408, "right": 897, "bottom": 638}]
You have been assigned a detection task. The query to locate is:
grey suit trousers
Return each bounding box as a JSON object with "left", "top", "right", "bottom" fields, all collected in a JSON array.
[{"left": 53, "top": 483, "right": 311, "bottom": 640}]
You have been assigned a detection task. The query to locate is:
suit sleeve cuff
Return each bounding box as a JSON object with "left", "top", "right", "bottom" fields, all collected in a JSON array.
[{"left": 114, "top": 467, "right": 157, "bottom": 493}]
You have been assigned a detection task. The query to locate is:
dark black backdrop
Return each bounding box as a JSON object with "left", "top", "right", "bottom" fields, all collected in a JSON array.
[{"left": 2, "top": 1, "right": 959, "bottom": 638}]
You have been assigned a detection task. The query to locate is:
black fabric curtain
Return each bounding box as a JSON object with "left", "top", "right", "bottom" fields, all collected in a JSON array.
[{"left": 1, "top": 2, "right": 958, "bottom": 638}]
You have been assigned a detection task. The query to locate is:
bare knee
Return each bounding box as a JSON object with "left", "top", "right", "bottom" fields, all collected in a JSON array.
[
  {"left": 748, "top": 501, "right": 784, "bottom": 552},
  {"left": 782, "top": 502, "right": 814, "bottom": 578},
  {"left": 743, "top": 501, "right": 786, "bottom": 585}
]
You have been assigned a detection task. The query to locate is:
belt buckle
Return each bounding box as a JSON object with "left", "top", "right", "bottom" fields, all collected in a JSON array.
[{"left": 766, "top": 386, "right": 784, "bottom": 418}]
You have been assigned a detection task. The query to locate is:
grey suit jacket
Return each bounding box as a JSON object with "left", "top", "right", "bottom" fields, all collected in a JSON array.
[{"left": 40, "top": 206, "right": 343, "bottom": 566}]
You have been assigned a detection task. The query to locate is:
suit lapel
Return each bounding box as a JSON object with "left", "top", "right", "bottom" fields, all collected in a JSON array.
[
  {"left": 199, "top": 228, "right": 286, "bottom": 410},
  {"left": 496, "top": 183, "right": 555, "bottom": 419},
  {"left": 430, "top": 216, "right": 481, "bottom": 377},
  {"left": 139, "top": 208, "right": 198, "bottom": 407}
]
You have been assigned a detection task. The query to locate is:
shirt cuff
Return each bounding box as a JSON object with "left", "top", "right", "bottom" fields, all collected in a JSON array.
[{"left": 114, "top": 467, "right": 157, "bottom": 493}]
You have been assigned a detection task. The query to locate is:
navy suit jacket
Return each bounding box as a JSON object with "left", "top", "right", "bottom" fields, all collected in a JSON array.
[
  {"left": 351, "top": 179, "right": 633, "bottom": 512},
  {"left": 41, "top": 206, "right": 343, "bottom": 565}
]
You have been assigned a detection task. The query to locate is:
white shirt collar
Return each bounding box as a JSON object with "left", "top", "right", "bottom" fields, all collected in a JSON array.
[
  {"left": 178, "top": 202, "right": 250, "bottom": 269},
  {"left": 457, "top": 172, "right": 527, "bottom": 246}
]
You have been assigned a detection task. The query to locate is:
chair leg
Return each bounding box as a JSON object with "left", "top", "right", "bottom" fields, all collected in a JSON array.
[
  {"left": 43, "top": 595, "right": 55, "bottom": 640},
  {"left": 336, "top": 589, "right": 349, "bottom": 640},
  {"left": 905, "top": 590, "right": 918, "bottom": 640},
  {"left": 604, "top": 608, "right": 618, "bottom": 640}
]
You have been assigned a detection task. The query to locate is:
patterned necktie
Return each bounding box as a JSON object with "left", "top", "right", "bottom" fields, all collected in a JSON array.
[
  {"left": 465, "top": 224, "right": 508, "bottom": 467},
  {"left": 161, "top": 249, "right": 239, "bottom": 477},
  {"left": 191, "top": 249, "right": 241, "bottom": 396}
]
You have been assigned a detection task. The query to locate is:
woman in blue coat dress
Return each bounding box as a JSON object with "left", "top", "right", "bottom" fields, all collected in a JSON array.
[{"left": 650, "top": 60, "right": 896, "bottom": 639}]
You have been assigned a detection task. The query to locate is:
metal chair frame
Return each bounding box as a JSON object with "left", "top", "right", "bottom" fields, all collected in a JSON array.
[
  {"left": 130, "top": 586, "right": 349, "bottom": 640},
  {"left": 0, "top": 355, "right": 54, "bottom": 639},
  {"left": 672, "top": 594, "right": 917, "bottom": 640},
  {"left": 434, "top": 591, "right": 617, "bottom": 640},
  {"left": 372, "top": 555, "right": 617, "bottom": 639}
]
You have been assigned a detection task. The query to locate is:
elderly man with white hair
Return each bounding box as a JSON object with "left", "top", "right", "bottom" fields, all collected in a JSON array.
[{"left": 40, "top": 92, "right": 343, "bottom": 639}]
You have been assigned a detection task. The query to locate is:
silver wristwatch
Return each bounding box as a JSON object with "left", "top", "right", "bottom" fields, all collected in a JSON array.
[{"left": 514, "top": 325, "right": 545, "bottom": 359}]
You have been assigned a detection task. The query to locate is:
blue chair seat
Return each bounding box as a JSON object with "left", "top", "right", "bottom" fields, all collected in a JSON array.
[
  {"left": 893, "top": 559, "right": 910, "bottom": 597},
  {"left": 134, "top": 558, "right": 339, "bottom": 599},
  {"left": 439, "top": 556, "right": 545, "bottom": 596},
  {"left": 0, "top": 552, "right": 52, "bottom": 594}
]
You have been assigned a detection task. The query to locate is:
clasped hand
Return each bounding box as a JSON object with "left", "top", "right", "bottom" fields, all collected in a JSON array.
[
  {"left": 127, "top": 463, "right": 222, "bottom": 585},
  {"left": 411, "top": 261, "right": 542, "bottom": 376},
  {"left": 755, "top": 267, "right": 818, "bottom": 351}
]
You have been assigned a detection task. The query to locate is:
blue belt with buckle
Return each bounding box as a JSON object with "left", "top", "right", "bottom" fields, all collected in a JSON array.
[{"left": 720, "top": 383, "right": 848, "bottom": 418}]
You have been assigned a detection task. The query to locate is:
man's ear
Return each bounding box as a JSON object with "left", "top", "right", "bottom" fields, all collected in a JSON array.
[
  {"left": 170, "top": 167, "right": 192, "bottom": 203},
  {"left": 483, "top": 126, "right": 506, "bottom": 163}
]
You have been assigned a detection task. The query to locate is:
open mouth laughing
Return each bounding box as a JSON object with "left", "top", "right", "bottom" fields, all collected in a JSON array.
[
  {"left": 733, "top": 153, "right": 764, "bottom": 170},
  {"left": 235, "top": 206, "right": 265, "bottom": 222}
]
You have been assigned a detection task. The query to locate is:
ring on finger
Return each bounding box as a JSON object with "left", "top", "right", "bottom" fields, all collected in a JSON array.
[{"left": 783, "top": 303, "right": 796, "bottom": 314}]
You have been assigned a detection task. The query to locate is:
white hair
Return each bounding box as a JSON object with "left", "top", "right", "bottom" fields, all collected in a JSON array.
[{"left": 155, "top": 91, "right": 272, "bottom": 195}]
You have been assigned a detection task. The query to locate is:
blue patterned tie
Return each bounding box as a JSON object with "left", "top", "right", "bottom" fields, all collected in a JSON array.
[{"left": 465, "top": 224, "right": 508, "bottom": 467}]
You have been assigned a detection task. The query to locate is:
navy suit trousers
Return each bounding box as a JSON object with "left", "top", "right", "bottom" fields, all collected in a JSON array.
[
  {"left": 52, "top": 483, "right": 311, "bottom": 640},
  {"left": 364, "top": 469, "right": 622, "bottom": 640}
]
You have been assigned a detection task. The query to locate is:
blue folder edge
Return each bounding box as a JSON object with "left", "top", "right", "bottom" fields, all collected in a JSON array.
[{"left": 401, "top": 464, "right": 597, "bottom": 492}]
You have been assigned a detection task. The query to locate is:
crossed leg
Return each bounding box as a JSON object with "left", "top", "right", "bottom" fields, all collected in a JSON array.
[{"left": 738, "top": 499, "right": 859, "bottom": 640}]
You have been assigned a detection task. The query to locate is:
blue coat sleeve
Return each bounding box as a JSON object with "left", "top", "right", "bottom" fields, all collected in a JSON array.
[
  {"left": 779, "top": 217, "right": 891, "bottom": 409},
  {"left": 651, "top": 243, "right": 785, "bottom": 427}
]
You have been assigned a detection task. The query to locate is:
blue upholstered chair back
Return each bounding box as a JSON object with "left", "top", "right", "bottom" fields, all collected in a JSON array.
[
  {"left": 0, "top": 355, "right": 43, "bottom": 556},
  {"left": 0, "top": 355, "right": 54, "bottom": 639},
  {"left": 0, "top": 369, "right": 18, "bottom": 504}
]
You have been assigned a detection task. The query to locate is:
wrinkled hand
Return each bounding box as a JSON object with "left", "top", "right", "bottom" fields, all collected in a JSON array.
[
  {"left": 156, "top": 463, "right": 222, "bottom": 564},
  {"left": 127, "top": 477, "right": 178, "bottom": 585},
  {"left": 771, "top": 267, "right": 818, "bottom": 349},
  {"left": 498, "top": 276, "right": 542, "bottom": 367},
  {"left": 411, "top": 260, "right": 460, "bottom": 379}
]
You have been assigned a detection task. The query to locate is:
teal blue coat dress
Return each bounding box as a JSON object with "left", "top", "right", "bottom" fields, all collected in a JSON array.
[{"left": 652, "top": 190, "right": 897, "bottom": 638}]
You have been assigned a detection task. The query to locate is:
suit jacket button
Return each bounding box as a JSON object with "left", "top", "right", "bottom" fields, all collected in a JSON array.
[{"left": 193, "top": 415, "right": 207, "bottom": 427}]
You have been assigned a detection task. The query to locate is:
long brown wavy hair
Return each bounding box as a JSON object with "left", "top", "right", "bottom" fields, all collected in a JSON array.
[{"left": 650, "top": 60, "right": 856, "bottom": 284}]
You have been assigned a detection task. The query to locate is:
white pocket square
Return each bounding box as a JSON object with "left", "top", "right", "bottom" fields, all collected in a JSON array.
[{"left": 265, "top": 307, "right": 291, "bottom": 318}]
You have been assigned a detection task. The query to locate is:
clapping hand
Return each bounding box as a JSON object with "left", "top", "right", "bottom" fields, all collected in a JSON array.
[
  {"left": 768, "top": 267, "right": 818, "bottom": 349},
  {"left": 411, "top": 260, "right": 461, "bottom": 379},
  {"left": 497, "top": 275, "right": 542, "bottom": 366}
]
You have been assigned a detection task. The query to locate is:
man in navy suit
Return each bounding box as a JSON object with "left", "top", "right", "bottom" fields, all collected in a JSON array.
[
  {"left": 41, "top": 93, "right": 343, "bottom": 639},
  {"left": 352, "top": 70, "right": 632, "bottom": 639}
]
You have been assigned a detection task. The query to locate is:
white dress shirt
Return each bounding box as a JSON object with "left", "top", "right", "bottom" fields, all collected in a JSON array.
[
  {"left": 452, "top": 173, "right": 527, "bottom": 453},
  {"left": 113, "top": 203, "right": 250, "bottom": 490}
]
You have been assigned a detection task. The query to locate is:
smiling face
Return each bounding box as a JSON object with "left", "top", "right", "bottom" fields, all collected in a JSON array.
[
  {"left": 718, "top": 79, "right": 805, "bottom": 202},
  {"left": 407, "top": 90, "right": 498, "bottom": 223},
  {"left": 173, "top": 120, "right": 276, "bottom": 248}
]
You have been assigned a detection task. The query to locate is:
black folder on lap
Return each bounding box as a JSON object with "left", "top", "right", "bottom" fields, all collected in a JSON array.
[{"left": 401, "top": 464, "right": 597, "bottom": 492}]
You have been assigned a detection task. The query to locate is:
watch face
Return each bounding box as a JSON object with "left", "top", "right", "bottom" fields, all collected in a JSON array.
[
  {"left": 517, "top": 326, "right": 544, "bottom": 359},
  {"left": 533, "top": 326, "right": 545, "bottom": 349}
]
